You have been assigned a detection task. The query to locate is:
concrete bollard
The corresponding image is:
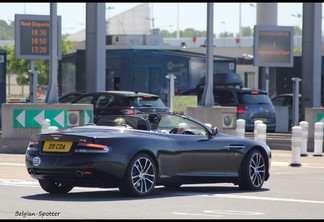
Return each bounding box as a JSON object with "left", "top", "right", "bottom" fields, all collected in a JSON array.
[
  {"left": 48, "top": 126, "right": 59, "bottom": 132},
  {"left": 313, "top": 122, "right": 323, "bottom": 157},
  {"left": 41, "top": 119, "right": 58, "bottom": 133},
  {"left": 254, "top": 120, "right": 263, "bottom": 140},
  {"left": 41, "top": 119, "right": 51, "bottom": 133},
  {"left": 256, "top": 123, "right": 267, "bottom": 144},
  {"left": 290, "top": 126, "right": 302, "bottom": 167},
  {"left": 236, "top": 119, "right": 246, "bottom": 138},
  {"left": 299, "top": 121, "right": 308, "bottom": 157}
]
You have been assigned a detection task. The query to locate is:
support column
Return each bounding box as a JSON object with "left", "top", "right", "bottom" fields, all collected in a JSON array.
[
  {"left": 85, "top": 3, "right": 106, "bottom": 92},
  {"left": 301, "top": 3, "right": 322, "bottom": 113}
]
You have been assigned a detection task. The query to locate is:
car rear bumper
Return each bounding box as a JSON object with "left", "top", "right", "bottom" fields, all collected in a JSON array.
[{"left": 25, "top": 151, "right": 128, "bottom": 187}]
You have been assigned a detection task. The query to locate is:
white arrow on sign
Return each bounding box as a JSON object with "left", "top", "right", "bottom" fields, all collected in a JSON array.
[
  {"left": 54, "top": 111, "right": 65, "bottom": 128},
  {"left": 84, "top": 111, "right": 90, "bottom": 125},
  {"left": 16, "top": 110, "right": 25, "bottom": 127},
  {"left": 34, "top": 111, "right": 45, "bottom": 126}
]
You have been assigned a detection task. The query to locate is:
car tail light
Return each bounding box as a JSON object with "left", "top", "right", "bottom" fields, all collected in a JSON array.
[
  {"left": 272, "top": 107, "right": 276, "bottom": 114},
  {"left": 237, "top": 106, "right": 246, "bottom": 114},
  {"left": 120, "top": 109, "right": 136, "bottom": 114},
  {"left": 27, "top": 141, "right": 39, "bottom": 151},
  {"left": 251, "top": 91, "right": 259, "bottom": 95},
  {"left": 75, "top": 143, "right": 110, "bottom": 153}
]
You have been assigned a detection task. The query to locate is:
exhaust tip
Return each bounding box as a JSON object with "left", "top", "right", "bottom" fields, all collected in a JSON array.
[
  {"left": 76, "top": 170, "right": 84, "bottom": 178},
  {"left": 28, "top": 169, "right": 35, "bottom": 175}
]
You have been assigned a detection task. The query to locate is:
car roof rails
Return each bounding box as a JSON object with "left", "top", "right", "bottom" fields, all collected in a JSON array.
[{"left": 198, "top": 72, "right": 243, "bottom": 87}]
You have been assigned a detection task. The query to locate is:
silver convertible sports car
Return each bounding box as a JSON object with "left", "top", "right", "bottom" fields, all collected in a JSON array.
[{"left": 25, "top": 112, "right": 272, "bottom": 197}]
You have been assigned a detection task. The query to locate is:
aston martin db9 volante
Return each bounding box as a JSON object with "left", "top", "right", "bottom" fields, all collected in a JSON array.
[{"left": 25, "top": 113, "right": 271, "bottom": 197}]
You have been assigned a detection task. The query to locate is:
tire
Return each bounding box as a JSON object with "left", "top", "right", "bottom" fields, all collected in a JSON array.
[
  {"left": 119, "top": 153, "right": 157, "bottom": 197},
  {"left": 38, "top": 179, "right": 74, "bottom": 194},
  {"left": 238, "top": 149, "right": 266, "bottom": 190}
]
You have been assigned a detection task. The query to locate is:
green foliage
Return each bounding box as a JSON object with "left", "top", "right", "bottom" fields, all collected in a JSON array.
[
  {"left": 160, "top": 26, "right": 252, "bottom": 38},
  {"left": 160, "top": 28, "right": 211, "bottom": 38},
  {"left": 0, "top": 20, "right": 14, "bottom": 40},
  {"left": 293, "top": 26, "right": 302, "bottom": 36}
]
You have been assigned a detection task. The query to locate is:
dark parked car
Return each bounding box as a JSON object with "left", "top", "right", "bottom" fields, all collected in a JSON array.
[
  {"left": 25, "top": 112, "right": 271, "bottom": 197},
  {"left": 182, "top": 86, "right": 276, "bottom": 132},
  {"left": 69, "top": 90, "right": 170, "bottom": 121},
  {"left": 59, "top": 92, "right": 85, "bottom": 103},
  {"left": 181, "top": 72, "right": 276, "bottom": 132},
  {"left": 271, "top": 93, "right": 302, "bottom": 130}
]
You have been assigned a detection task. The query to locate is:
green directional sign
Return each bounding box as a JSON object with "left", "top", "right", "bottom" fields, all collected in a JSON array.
[
  {"left": 48, "top": 110, "right": 66, "bottom": 128},
  {"left": 316, "top": 113, "right": 324, "bottom": 124},
  {"left": 83, "top": 110, "right": 93, "bottom": 125},
  {"left": 13, "top": 109, "right": 67, "bottom": 128}
]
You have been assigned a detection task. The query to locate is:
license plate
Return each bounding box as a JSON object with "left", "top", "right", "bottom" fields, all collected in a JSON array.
[
  {"left": 255, "top": 118, "right": 265, "bottom": 122},
  {"left": 43, "top": 141, "right": 72, "bottom": 153}
]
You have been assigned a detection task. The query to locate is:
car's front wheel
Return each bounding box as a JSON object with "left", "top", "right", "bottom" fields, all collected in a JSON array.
[
  {"left": 238, "top": 149, "right": 266, "bottom": 190},
  {"left": 119, "top": 153, "right": 157, "bottom": 197},
  {"left": 38, "top": 179, "right": 74, "bottom": 194}
]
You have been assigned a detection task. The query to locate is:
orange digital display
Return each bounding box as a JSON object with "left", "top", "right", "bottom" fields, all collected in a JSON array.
[
  {"left": 15, "top": 14, "right": 61, "bottom": 60},
  {"left": 253, "top": 25, "right": 293, "bottom": 67},
  {"left": 20, "top": 20, "right": 50, "bottom": 56}
]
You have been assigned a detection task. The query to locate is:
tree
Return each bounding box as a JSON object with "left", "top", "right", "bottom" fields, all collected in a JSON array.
[
  {"left": 0, "top": 20, "right": 14, "bottom": 40},
  {"left": 293, "top": 26, "right": 302, "bottom": 36},
  {"left": 218, "top": 32, "right": 234, "bottom": 38},
  {"left": 241, "top": 26, "right": 253, "bottom": 37}
]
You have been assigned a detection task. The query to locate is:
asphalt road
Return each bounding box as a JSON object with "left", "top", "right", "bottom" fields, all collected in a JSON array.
[
  {"left": 1, "top": 150, "right": 323, "bottom": 181},
  {"left": 0, "top": 150, "right": 324, "bottom": 219}
]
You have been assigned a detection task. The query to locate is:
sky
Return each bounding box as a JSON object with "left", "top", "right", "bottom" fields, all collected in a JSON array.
[{"left": 0, "top": 2, "right": 311, "bottom": 36}]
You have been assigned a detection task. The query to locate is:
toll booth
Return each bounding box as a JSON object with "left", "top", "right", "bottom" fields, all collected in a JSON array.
[
  {"left": 59, "top": 47, "right": 237, "bottom": 104},
  {"left": 0, "top": 50, "right": 7, "bottom": 129}
]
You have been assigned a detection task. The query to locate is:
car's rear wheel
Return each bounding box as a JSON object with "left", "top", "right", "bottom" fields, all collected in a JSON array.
[
  {"left": 38, "top": 179, "right": 74, "bottom": 194},
  {"left": 238, "top": 149, "right": 266, "bottom": 190},
  {"left": 119, "top": 153, "right": 157, "bottom": 197}
]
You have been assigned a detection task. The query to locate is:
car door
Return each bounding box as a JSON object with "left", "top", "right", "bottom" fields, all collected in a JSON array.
[
  {"left": 160, "top": 114, "right": 229, "bottom": 176},
  {"left": 171, "top": 133, "right": 228, "bottom": 176}
]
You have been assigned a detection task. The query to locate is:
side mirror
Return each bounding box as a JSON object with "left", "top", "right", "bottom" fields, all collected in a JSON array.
[{"left": 211, "top": 126, "right": 219, "bottom": 135}]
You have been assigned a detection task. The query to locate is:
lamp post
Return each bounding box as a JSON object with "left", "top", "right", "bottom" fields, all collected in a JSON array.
[
  {"left": 221, "top": 21, "right": 226, "bottom": 47},
  {"left": 292, "top": 13, "right": 302, "bottom": 48},
  {"left": 106, "top": 6, "right": 115, "bottom": 35},
  {"left": 177, "top": 3, "right": 180, "bottom": 39},
  {"left": 239, "top": 3, "right": 241, "bottom": 47},
  {"left": 322, "top": 16, "right": 324, "bottom": 44},
  {"left": 106, "top": 6, "right": 115, "bottom": 20},
  {"left": 239, "top": 3, "right": 255, "bottom": 48}
]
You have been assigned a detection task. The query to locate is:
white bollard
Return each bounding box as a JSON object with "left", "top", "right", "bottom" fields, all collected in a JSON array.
[
  {"left": 256, "top": 123, "right": 267, "bottom": 144},
  {"left": 299, "top": 121, "right": 308, "bottom": 157},
  {"left": 41, "top": 119, "right": 58, "bottom": 133},
  {"left": 290, "top": 126, "right": 302, "bottom": 167},
  {"left": 48, "top": 126, "right": 59, "bottom": 132},
  {"left": 236, "top": 119, "right": 246, "bottom": 138},
  {"left": 254, "top": 120, "right": 263, "bottom": 140},
  {"left": 41, "top": 119, "right": 51, "bottom": 133},
  {"left": 313, "top": 122, "right": 323, "bottom": 157}
]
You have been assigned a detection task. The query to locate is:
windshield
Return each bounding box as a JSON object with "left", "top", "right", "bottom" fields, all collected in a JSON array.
[{"left": 127, "top": 96, "right": 166, "bottom": 107}]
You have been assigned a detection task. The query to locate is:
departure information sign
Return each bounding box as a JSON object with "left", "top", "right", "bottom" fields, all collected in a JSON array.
[
  {"left": 253, "top": 25, "right": 293, "bottom": 67},
  {"left": 15, "top": 14, "right": 62, "bottom": 60}
]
